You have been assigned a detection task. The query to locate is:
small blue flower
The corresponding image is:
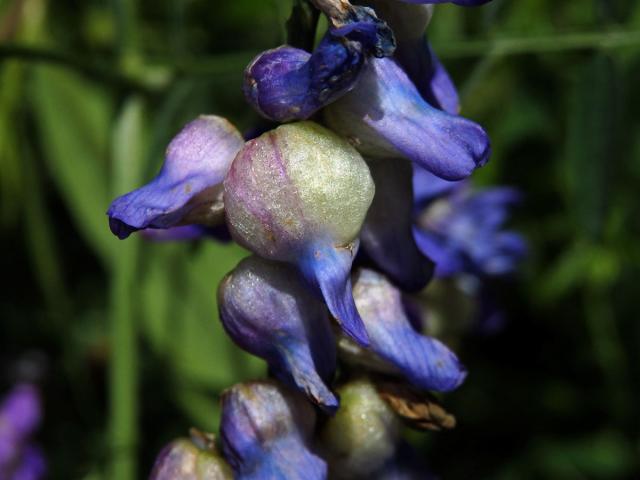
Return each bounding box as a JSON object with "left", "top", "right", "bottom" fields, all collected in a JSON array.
[
  {"left": 396, "top": 41, "right": 460, "bottom": 114},
  {"left": 0, "top": 384, "right": 45, "bottom": 480},
  {"left": 362, "top": 1, "right": 459, "bottom": 113},
  {"left": 244, "top": 6, "right": 395, "bottom": 122},
  {"left": 224, "top": 122, "right": 375, "bottom": 347},
  {"left": 218, "top": 255, "right": 338, "bottom": 411},
  {"left": 360, "top": 157, "right": 434, "bottom": 292},
  {"left": 413, "top": 169, "right": 527, "bottom": 278},
  {"left": 324, "top": 57, "right": 490, "bottom": 180},
  {"left": 220, "top": 381, "right": 327, "bottom": 480},
  {"left": 108, "top": 116, "right": 244, "bottom": 239},
  {"left": 351, "top": 268, "right": 467, "bottom": 392}
]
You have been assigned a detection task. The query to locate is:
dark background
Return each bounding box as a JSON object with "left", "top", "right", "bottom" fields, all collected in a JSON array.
[{"left": 1, "top": 0, "right": 639, "bottom": 478}]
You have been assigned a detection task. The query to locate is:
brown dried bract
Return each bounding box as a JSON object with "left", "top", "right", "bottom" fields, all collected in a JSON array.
[
  {"left": 309, "top": 0, "right": 352, "bottom": 25},
  {"left": 375, "top": 381, "right": 456, "bottom": 431}
]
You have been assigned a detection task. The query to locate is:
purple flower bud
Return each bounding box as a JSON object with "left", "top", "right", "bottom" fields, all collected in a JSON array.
[
  {"left": 324, "top": 57, "right": 490, "bottom": 180},
  {"left": 244, "top": 7, "right": 395, "bottom": 123},
  {"left": 149, "top": 432, "right": 233, "bottom": 480},
  {"left": 360, "top": 157, "right": 433, "bottom": 291},
  {"left": 220, "top": 381, "right": 326, "bottom": 480},
  {"left": 6, "top": 445, "right": 46, "bottom": 480},
  {"left": 224, "top": 122, "right": 375, "bottom": 346},
  {"left": 108, "top": 116, "right": 244, "bottom": 239},
  {"left": 350, "top": 269, "right": 467, "bottom": 392},
  {"left": 414, "top": 185, "right": 527, "bottom": 277},
  {"left": 218, "top": 255, "right": 338, "bottom": 411},
  {"left": 0, "top": 384, "right": 45, "bottom": 480},
  {"left": 321, "top": 379, "right": 400, "bottom": 477}
]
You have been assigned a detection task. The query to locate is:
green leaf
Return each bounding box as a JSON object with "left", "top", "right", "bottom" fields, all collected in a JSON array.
[
  {"left": 30, "top": 65, "right": 114, "bottom": 263},
  {"left": 564, "top": 53, "right": 619, "bottom": 241}
]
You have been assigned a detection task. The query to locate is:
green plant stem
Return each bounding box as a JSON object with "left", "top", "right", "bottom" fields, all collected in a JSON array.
[
  {"left": 435, "top": 29, "right": 640, "bottom": 58},
  {"left": 109, "top": 238, "right": 140, "bottom": 480},
  {"left": 108, "top": 97, "right": 146, "bottom": 480}
]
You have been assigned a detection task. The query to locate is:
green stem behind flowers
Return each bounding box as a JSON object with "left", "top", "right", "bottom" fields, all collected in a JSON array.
[{"left": 108, "top": 98, "right": 146, "bottom": 480}]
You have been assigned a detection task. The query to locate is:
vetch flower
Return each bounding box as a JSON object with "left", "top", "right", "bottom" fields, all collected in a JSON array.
[
  {"left": 0, "top": 384, "right": 45, "bottom": 480},
  {"left": 218, "top": 255, "right": 338, "bottom": 411},
  {"left": 359, "top": 157, "right": 433, "bottom": 291},
  {"left": 108, "top": 115, "right": 244, "bottom": 239},
  {"left": 150, "top": 430, "right": 233, "bottom": 480},
  {"left": 412, "top": 164, "right": 461, "bottom": 213},
  {"left": 349, "top": 268, "right": 467, "bottom": 392},
  {"left": 321, "top": 378, "right": 400, "bottom": 478},
  {"left": 356, "top": 1, "right": 460, "bottom": 113},
  {"left": 413, "top": 178, "right": 527, "bottom": 278},
  {"left": 244, "top": 5, "right": 395, "bottom": 123},
  {"left": 224, "top": 121, "right": 375, "bottom": 346},
  {"left": 220, "top": 381, "right": 326, "bottom": 480},
  {"left": 324, "top": 57, "right": 490, "bottom": 180}
]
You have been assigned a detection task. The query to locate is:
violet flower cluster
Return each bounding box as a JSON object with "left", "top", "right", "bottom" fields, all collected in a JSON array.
[
  {"left": 107, "top": 0, "right": 523, "bottom": 478},
  {"left": 0, "top": 384, "right": 45, "bottom": 480}
]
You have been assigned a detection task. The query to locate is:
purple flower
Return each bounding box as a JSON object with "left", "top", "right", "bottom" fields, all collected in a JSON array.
[
  {"left": 244, "top": 6, "right": 395, "bottom": 122},
  {"left": 218, "top": 255, "right": 338, "bottom": 411},
  {"left": 0, "top": 384, "right": 45, "bottom": 480},
  {"left": 358, "top": 1, "right": 459, "bottom": 113},
  {"left": 350, "top": 269, "right": 467, "bottom": 392},
  {"left": 413, "top": 172, "right": 527, "bottom": 278},
  {"left": 220, "top": 381, "right": 326, "bottom": 480},
  {"left": 224, "top": 122, "right": 375, "bottom": 347},
  {"left": 149, "top": 432, "right": 233, "bottom": 480},
  {"left": 108, "top": 116, "right": 244, "bottom": 239},
  {"left": 324, "top": 57, "right": 490, "bottom": 180},
  {"left": 360, "top": 157, "right": 433, "bottom": 292},
  {"left": 395, "top": 41, "right": 460, "bottom": 114}
]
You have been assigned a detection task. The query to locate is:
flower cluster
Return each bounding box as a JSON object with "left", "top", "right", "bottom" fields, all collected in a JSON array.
[
  {"left": 0, "top": 384, "right": 45, "bottom": 480},
  {"left": 107, "top": 0, "right": 523, "bottom": 478}
]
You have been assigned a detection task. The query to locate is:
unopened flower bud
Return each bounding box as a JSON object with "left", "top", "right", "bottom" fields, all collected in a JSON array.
[
  {"left": 321, "top": 379, "right": 400, "bottom": 478},
  {"left": 224, "top": 121, "right": 375, "bottom": 346},
  {"left": 149, "top": 430, "right": 233, "bottom": 480},
  {"left": 218, "top": 255, "right": 338, "bottom": 411},
  {"left": 244, "top": 6, "right": 394, "bottom": 123},
  {"left": 108, "top": 116, "right": 244, "bottom": 239},
  {"left": 220, "top": 381, "right": 326, "bottom": 480},
  {"left": 324, "top": 57, "right": 490, "bottom": 180}
]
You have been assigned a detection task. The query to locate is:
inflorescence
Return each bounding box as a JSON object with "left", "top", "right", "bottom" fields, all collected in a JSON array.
[{"left": 106, "top": 0, "right": 525, "bottom": 478}]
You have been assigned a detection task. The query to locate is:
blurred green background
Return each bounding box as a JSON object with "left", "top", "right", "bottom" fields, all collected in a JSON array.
[{"left": 1, "top": 0, "right": 639, "bottom": 478}]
